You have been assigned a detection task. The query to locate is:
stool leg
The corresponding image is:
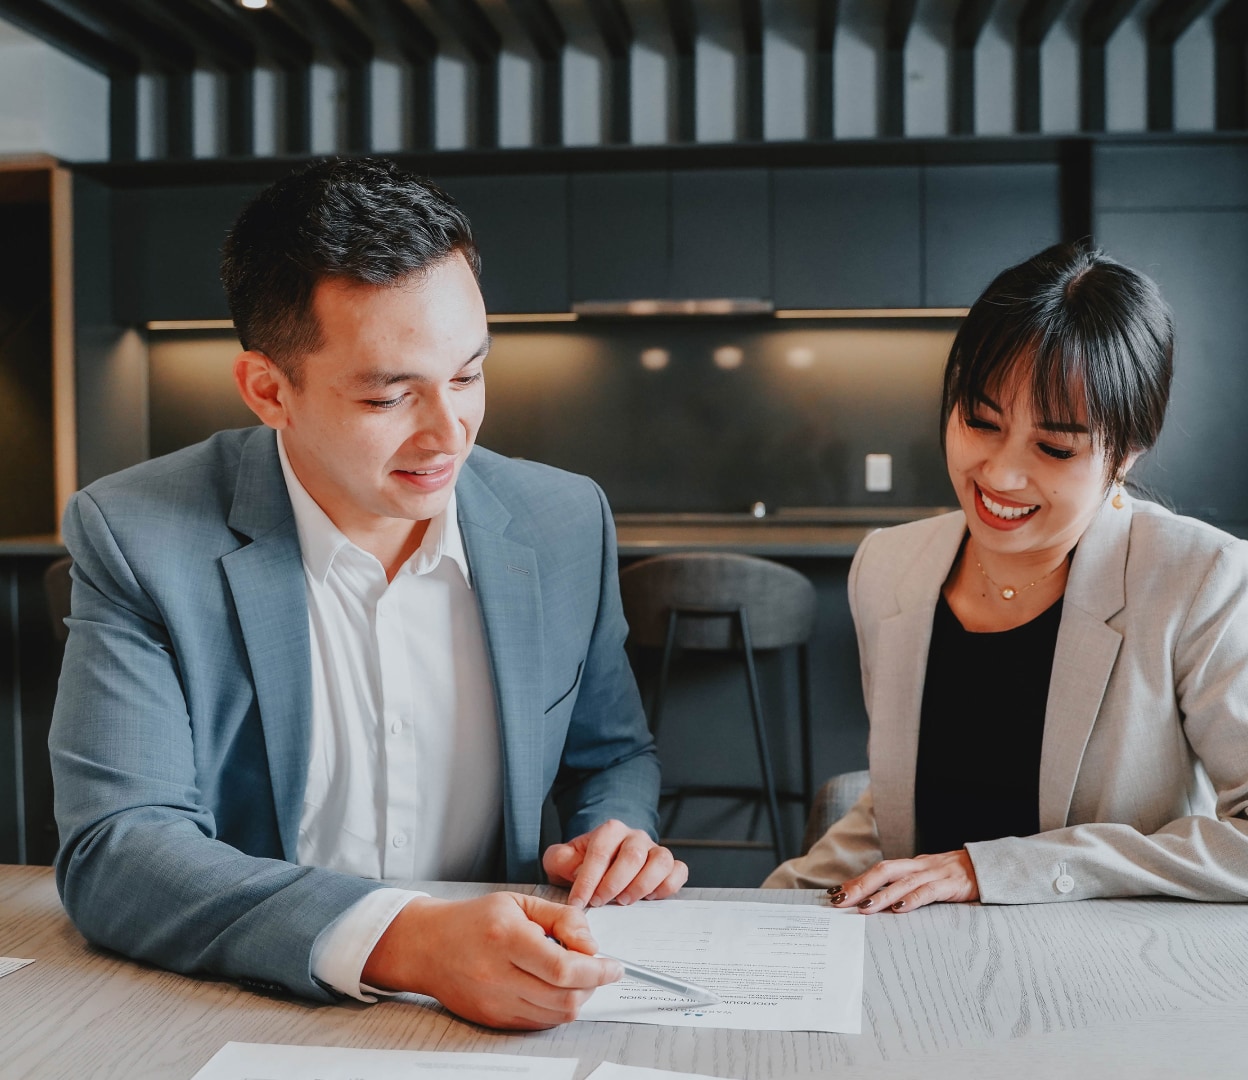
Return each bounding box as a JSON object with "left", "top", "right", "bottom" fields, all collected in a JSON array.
[
  {"left": 737, "top": 608, "right": 788, "bottom": 863},
  {"left": 653, "top": 609, "right": 681, "bottom": 835},
  {"left": 799, "top": 643, "right": 814, "bottom": 818}
]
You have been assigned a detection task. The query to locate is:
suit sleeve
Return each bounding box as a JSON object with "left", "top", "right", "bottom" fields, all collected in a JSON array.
[
  {"left": 968, "top": 539, "right": 1248, "bottom": 903},
  {"left": 549, "top": 480, "right": 661, "bottom": 842},
  {"left": 50, "top": 491, "right": 382, "bottom": 1001}
]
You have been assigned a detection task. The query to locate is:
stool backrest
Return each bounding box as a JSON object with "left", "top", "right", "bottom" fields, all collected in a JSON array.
[
  {"left": 44, "top": 555, "right": 73, "bottom": 644},
  {"left": 619, "top": 552, "right": 816, "bottom": 650}
]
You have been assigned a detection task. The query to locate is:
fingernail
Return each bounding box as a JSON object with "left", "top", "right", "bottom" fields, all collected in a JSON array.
[
  {"left": 829, "top": 891, "right": 847, "bottom": 905},
  {"left": 825, "top": 885, "right": 842, "bottom": 895},
  {"left": 857, "top": 897, "right": 873, "bottom": 909},
  {"left": 892, "top": 899, "right": 905, "bottom": 911}
]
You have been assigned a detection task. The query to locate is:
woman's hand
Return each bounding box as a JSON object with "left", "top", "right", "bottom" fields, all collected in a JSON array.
[{"left": 827, "top": 849, "right": 980, "bottom": 914}]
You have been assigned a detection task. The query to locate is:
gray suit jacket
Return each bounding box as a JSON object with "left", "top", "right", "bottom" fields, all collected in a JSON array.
[
  {"left": 766, "top": 497, "right": 1248, "bottom": 903},
  {"left": 50, "top": 427, "right": 659, "bottom": 999}
]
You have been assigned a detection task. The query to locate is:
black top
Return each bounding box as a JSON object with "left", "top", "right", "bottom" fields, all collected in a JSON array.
[{"left": 913, "top": 591, "right": 1064, "bottom": 854}]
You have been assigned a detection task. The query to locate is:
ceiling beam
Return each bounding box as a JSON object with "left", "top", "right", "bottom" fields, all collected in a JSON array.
[
  {"left": 506, "top": 0, "right": 566, "bottom": 146},
  {"left": 1080, "top": 0, "right": 1140, "bottom": 131},
  {"left": 666, "top": 0, "right": 697, "bottom": 142},
  {"left": 584, "top": 0, "right": 633, "bottom": 144},
  {"left": 951, "top": 0, "right": 996, "bottom": 135},
  {"left": 883, "top": 0, "right": 918, "bottom": 137},
  {"left": 741, "top": 0, "right": 763, "bottom": 140},
  {"left": 1016, "top": 0, "right": 1066, "bottom": 133},
  {"left": 814, "top": 0, "right": 839, "bottom": 139},
  {"left": 1147, "top": 0, "right": 1219, "bottom": 130},
  {"left": 425, "top": 0, "right": 502, "bottom": 148},
  {"left": 0, "top": 0, "right": 139, "bottom": 75},
  {"left": 1214, "top": 0, "right": 1248, "bottom": 130}
]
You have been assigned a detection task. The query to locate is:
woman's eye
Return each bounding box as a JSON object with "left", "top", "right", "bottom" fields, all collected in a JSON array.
[
  {"left": 966, "top": 416, "right": 998, "bottom": 431},
  {"left": 1039, "top": 443, "right": 1077, "bottom": 460}
]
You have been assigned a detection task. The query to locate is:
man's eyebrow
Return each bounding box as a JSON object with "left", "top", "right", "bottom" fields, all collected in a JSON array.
[{"left": 350, "top": 335, "right": 491, "bottom": 391}]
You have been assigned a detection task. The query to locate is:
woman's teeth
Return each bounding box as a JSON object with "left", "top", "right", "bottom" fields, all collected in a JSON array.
[{"left": 980, "top": 489, "right": 1039, "bottom": 521}]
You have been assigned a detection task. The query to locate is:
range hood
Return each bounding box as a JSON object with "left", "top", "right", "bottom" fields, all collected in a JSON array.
[{"left": 572, "top": 298, "right": 775, "bottom": 317}]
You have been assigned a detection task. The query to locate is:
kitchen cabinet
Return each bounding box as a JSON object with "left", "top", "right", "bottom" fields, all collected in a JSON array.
[
  {"left": 571, "top": 169, "right": 771, "bottom": 303},
  {"left": 923, "top": 163, "right": 1062, "bottom": 307},
  {"left": 441, "top": 174, "right": 569, "bottom": 313},
  {"left": 772, "top": 166, "right": 922, "bottom": 309}
]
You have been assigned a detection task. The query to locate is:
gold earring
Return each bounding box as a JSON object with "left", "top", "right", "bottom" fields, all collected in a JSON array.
[{"left": 1111, "top": 474, "right": 1126, "bottom": 510}]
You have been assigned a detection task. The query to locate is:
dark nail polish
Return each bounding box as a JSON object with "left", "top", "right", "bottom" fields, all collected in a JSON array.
[
  {"left": 825, "top": 885, "right": 842, "bottom": 895},
  {"left": 857, "top": 897, "right": 873, "bottom": 909},
  {"left": 892, "top": 899, "right": 905, "bottom": 911},
  {"left": 829, "top": 891, "right": 847, "bottom": 905}
]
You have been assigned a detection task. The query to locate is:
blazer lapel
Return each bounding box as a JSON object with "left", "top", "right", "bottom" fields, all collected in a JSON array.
[
  {"left": 456, "top": 459, "right": 546, "bottom": 882},
  {"left": 220, "top": 428, "right": 312, "bottom": 861},
  {"left": 1038, "top": 498, "right": 1129, "bottom": 830},
  {"left": 870, "top": 514, "right": 968, "bottom": 859}
]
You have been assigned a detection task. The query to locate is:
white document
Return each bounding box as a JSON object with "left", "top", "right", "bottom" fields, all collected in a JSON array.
[
  {"left": 0, "top": 957, "right": 34, "bottom": 979},
  {"left": 587, "top": 1065, "right": 736, "bottom": 1080},
  {"left": 580, "top": 900, "right": 863, "bottom": 1033},
  {"left": 190, "top": 1043, "right": 577, "bottom": 1080}
]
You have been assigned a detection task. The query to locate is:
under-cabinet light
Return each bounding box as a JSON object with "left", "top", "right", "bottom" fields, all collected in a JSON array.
[
  {"left": 145, "top": 319, "right": 236, "bottom": 331},
  {"left": 487, "top": 312, "right": 579, "bottom": 324},
  {"left": 774, "top": 307, "right": 969, "bottom": 319}
]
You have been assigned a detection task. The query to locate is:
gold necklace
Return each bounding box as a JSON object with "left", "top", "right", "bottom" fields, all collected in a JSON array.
[{"left": 973, "top": 552, "right": 1067, "bottom": 601}]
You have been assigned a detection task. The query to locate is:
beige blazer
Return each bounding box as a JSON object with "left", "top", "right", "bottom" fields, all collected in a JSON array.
[{"left": 766, "top": 496, "right": 1248, "bottom": 903}]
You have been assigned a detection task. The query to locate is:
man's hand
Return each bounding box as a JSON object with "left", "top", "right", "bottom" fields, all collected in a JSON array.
[
  {"left": 827, "top": 849, "right": 979, "bottom": 914},
  {"left": 361, "top": 892, "right": 622, "bottom": 1029},
  {"left": 542, "top": 819, "right": 688, "bottom": 909}
]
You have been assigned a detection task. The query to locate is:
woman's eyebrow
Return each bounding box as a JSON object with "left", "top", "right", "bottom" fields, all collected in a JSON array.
[{"left": 1039, "top": 419, "right": 1089, "bottom": 434}]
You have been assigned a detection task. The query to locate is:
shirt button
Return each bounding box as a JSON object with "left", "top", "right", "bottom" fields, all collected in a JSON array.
[
  {"left": 1054, "top": 874, "right": 1075, "bottom": 894},
  {"left": 391, "top": 833, "right": 407, "bottom": 848},
  {"left": 390, "top": 719, "right": 402, "bottom": 735}
]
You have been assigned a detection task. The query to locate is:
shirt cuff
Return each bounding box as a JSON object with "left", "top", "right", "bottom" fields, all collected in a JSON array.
[{"left": 310, "top": 886, "right": 427, "bottom": 1001}]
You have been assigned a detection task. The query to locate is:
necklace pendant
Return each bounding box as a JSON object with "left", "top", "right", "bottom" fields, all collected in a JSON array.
[{"left": 1000, "top": 587, "right": 1016, "bottom": 600}]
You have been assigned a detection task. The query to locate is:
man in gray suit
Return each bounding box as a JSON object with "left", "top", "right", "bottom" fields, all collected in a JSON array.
[{"left": 50, "top": 158, "right": 686, "bottom": 1030}]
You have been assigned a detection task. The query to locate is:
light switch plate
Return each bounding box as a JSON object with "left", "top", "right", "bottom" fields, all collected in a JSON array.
[{"left": 865, "top": 453, "right": 892, "bottom": 493}]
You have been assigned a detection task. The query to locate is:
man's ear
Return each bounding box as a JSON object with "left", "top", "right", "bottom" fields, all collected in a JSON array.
[{"left": 234, "top": 351, "right": 293, "bottom": 429}]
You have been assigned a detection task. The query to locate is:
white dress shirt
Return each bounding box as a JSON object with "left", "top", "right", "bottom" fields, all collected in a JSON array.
[{"left": 276, "top": 434, "right": 503, "bottom": 999}]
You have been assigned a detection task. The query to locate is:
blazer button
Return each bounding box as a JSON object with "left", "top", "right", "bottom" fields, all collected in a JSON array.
[{"left": 1054, "top": 873, "right": 1075, "bottom": 894}]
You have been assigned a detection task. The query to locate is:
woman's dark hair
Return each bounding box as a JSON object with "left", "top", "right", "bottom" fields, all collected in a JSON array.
[
  {"left": 220, "top": 157, "right": 480, "bottom": 387},
  {"left": 940, "top": 241, "right": 1174, "bottom": 481}
]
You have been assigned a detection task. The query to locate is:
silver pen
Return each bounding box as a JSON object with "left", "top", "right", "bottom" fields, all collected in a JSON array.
[{"left": 596, "top": 953, "right": 719, "bottom": 1005}]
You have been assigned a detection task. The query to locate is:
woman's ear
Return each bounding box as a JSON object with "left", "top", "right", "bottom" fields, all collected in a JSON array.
[{"left": 234, "top": 351, "right": 293, "bottom": 429}]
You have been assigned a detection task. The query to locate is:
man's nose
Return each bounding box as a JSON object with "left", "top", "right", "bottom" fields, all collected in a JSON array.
[{"left": 412, "top": 391, "right": 464, "bottom": 452}]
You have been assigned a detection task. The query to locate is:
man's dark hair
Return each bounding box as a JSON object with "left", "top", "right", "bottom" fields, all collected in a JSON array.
[
  {"left": 940, "top": 240, "right": 1174, "bottom": 481},
  {"left": 221, "top": 157, "right": 480, "bottom": 386}
]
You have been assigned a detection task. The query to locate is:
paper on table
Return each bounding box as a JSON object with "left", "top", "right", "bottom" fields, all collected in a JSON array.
[
  {"left": 587, "top": 1064, "right": 739, "bottom": 1080},
  {"left": 0, "top": 957, "right": 34, "bottom": 979},
  {"left": 580, "top": 900, "right": 863, "bottom": 1033},
  {"left": 190, "top": 1043, "right": 577, "bottom": 1080}
]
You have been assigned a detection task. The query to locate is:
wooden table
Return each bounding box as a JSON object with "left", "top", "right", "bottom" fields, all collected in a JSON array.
[{"left": 3, "top": 865, "right": 1246, "bottom": 1079}]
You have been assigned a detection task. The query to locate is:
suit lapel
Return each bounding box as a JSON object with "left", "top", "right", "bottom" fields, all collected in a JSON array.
[
  {"left": 456, "top": 459, "right": 545, "bottom": 881},
  {"left": 1039, "top": 498, "right": 1129, "bottom": 830},
  {"left": 870, "top": 514, "right": 968, "bottom": 858},
  {"left": 220, "top": 428, "right": 312, "bottom": 861}
]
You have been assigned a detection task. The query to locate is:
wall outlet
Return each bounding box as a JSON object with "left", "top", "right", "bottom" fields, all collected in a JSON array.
[{"left": 865, "top": 453, "right": 893, "bottom": 493}]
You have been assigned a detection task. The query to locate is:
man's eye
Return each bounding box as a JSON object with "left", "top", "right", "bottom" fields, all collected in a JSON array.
[
  {"left": 455, "top": 372, "right": 483, "bottom": 387},
  {"left": 365, "top": 396, "right": 405, "bottom": 409},
  {"left": 1039, "top": 443, "right": 1077, "bottom": 460}
]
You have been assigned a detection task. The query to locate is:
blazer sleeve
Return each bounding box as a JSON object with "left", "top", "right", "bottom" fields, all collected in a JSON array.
[
  {"left": 549, "top": 480, "right": 661, "bottom": 841},
  {"left": 968, "top": 538, "right": 1248, "bottom": 904},
  {"left": 50, "top": 491, "right": 382, "bottom": 1001}
]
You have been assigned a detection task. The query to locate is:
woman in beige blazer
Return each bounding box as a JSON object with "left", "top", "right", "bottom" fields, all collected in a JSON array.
[{"left": 766, "top": 242, "right": 1248, "bottom": 911}]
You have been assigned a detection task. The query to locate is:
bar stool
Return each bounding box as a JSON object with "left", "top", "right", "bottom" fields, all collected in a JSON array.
[{"left": 619, "top": 552, "right": 817, "bottom": 863}]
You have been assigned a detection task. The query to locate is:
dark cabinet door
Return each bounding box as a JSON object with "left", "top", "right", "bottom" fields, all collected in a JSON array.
[
  {"left": 772, "top": 166, "right": 922, "bottom": 309},
  {"left": 923, "top": 163, "right": 1061, "bottom": 307},
  {"left": 112, "top": 184, "right": 261, "bottom": 322},
  {"left": 442, "top": 174, "right": 569, "bottom": 314},
  {"left": 670, "top": 168, "right": 771, "bottom": 300},
  {"left": 570, "top": 171, "right": 669, "bottom": 302}
]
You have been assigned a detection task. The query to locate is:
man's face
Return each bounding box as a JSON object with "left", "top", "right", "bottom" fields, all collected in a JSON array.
[{"left": 274, "top": 253, "right": 488, "bottom": 547}]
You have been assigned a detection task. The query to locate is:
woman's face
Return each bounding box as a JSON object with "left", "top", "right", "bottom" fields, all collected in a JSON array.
[{"left": 944, "top": 372, "right": 1119, "bottom": 564}]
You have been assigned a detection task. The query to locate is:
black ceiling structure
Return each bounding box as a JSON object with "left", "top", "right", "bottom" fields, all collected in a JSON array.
[{"left": 0, "top": 0, "right": 1243, "bottom": 162}]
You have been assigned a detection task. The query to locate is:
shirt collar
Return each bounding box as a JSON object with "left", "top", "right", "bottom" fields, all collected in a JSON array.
[{"left": 276, "top": 431, "right": 472, "bottom": 587}]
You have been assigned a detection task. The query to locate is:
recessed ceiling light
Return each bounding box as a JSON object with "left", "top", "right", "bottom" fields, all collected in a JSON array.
[{"left": 239, "top": 0, "right": 269, "bottom": 11}]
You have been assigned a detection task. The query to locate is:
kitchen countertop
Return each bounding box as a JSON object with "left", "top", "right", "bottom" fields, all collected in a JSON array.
[{"left": 614, "top": 507, "right": 955, "bottom": 558}]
